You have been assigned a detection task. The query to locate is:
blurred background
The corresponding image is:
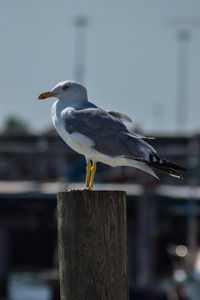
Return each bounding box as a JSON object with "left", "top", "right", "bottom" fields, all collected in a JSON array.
[{"left": 0, "top": 0, "right": 200, "bottom": 299}]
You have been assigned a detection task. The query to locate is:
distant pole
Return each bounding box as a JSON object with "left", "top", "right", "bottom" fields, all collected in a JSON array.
[
  {"left": 153, "top": 102, "right": 165, "bottom": 132},
  {"left": 186, "top": 136, "right": 200, "bottom": 271},
  {"left": 57, "top": 190, "right": 128, "bottom": 300},
  {"left": 176, "top": 30, "right": 190, "bottom": 132},
  {"left": 167, "top": 16, "right": 200, "bottom": 132},
  {"left": 74, "top": 16, "right": 88, "bottom": 84}
]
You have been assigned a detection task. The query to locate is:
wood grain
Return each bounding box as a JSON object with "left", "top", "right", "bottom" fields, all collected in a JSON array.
[{"left": 57, "top": 190, "right": 128, "bottom": 300}]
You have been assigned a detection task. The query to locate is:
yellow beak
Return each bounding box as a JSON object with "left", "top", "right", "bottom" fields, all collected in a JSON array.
[{"left": 38, "top": 91, "right": 57, "bottom": 100}]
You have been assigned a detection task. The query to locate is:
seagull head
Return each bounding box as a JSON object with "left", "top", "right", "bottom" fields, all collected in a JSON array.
[{"left": 38, "top": 80, "right": 88, "bottom": 102}]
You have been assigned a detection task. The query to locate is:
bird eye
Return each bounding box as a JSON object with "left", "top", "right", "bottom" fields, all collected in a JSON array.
[{"left": 62, "top": 84, "right": 69, "bottom": 90}]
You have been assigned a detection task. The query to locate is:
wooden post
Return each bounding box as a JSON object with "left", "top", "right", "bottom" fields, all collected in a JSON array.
[
  {"left": 57, "top": 190, "right": 128, "bottom": 300},
  {"left": 0, "top": 229, "right": 10, "bottom": 298}
]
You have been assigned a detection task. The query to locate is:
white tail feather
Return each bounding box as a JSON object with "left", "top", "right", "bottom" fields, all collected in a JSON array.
[{"left": 125, "top": 158, "right": 159, "bottom": 179}]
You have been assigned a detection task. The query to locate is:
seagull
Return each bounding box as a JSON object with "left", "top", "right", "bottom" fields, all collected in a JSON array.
[{"left": 38, "top": 80, "right": 186, "bottom": 189}]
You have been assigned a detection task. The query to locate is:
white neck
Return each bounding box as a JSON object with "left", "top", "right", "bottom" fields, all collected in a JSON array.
[
  {"left": 56, "top": 97, "right": 88, "bottom": 109},
  {"left": 52, "top": 98, "right": 88, "bottom": 119},
  {"left": 57, "top": 87, "right": 88, "bottom": 102}
]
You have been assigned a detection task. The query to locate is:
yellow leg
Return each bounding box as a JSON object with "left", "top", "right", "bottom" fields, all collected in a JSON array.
[
  {"left": 85, "top": 160, "right": 91, "bottom": 188},
  {"left": 89, "top": 162, "right": 96, "bottom": 190}
]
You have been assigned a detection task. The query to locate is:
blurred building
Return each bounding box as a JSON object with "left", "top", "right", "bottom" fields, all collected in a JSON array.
[
  {"left": 0, "top": 128, "right": 195, "bottom": 184},
  {"left": 0, "top": 130, "right": 200, "bottom": 300}
]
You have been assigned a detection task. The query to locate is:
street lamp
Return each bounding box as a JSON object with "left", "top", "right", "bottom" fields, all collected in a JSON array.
[{"left": 73, "top": 16, "right": 88, "bottom": 84}]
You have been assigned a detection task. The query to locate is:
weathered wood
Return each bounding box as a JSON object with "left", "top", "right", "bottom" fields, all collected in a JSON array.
[
  {"left": 57, "top": 190, "right": 128, "bottom": 300},
  {"left": 0, "top": 230, "right": 10, "bottom": 298}
]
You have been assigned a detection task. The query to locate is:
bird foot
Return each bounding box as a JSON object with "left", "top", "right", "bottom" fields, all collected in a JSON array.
[
  {"left": 65, "top": 187, "right": 93, "bottom": 192},
  {"left": 80, "top": 186, "right": 93, "bottom": 191}
]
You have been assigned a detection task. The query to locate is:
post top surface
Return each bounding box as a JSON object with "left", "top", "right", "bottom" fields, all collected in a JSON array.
[{"left": 57, "top": 190, "right": 126, "bottom": 196}]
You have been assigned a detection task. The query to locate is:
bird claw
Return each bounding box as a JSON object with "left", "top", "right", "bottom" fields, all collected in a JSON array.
[
  {"left": 81, "top": 186, "right": 93, "bottom": 191},
  {"left": 65, "top": 186, "right": 93, "bottom": 192}
]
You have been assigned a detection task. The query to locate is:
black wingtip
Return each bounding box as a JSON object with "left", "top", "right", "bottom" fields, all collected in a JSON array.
[{"left": 148, "top": 154, "right": 186, "bottom": 179}]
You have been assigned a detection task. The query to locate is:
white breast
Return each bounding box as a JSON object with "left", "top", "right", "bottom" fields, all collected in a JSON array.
[{"left": 51, "top": 101, "right": 95, "bottom": 158}]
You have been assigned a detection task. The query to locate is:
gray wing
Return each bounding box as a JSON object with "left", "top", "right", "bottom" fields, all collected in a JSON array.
[
  {"left": 63, "top": 108, "right": 155, "bottom": 160},
  {"left": 107, "top": 110, "right": 154, "bottom": 140},
  {"left": 106, "top": 110, "right": 133, "bottom": 123}
]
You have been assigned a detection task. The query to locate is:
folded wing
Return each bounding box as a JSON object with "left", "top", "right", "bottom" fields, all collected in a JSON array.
[{"left": 63, "top": 107, "right": 156, "bottom": 161}]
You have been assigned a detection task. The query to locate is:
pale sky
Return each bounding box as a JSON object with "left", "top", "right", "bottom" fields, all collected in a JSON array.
[{"left": 0, "top": 0, "right": 200, "bottom": 134}]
